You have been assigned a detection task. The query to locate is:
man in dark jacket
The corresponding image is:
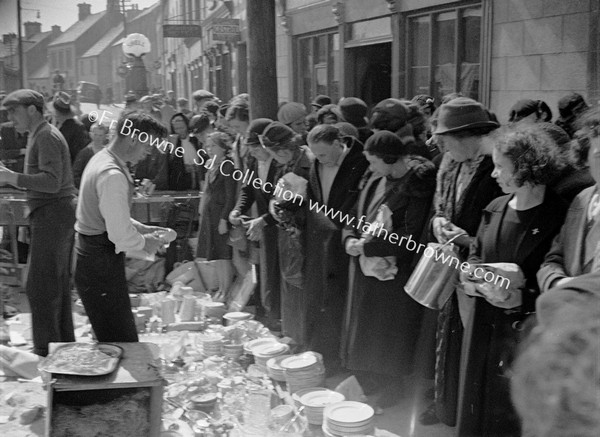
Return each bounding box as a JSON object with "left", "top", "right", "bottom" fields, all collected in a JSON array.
[
  {"left": 304, "top": 124, "right": 369, "bottom": 371},
  {"left": 52, "top": 91, "right": 90, "bottom": 163}
]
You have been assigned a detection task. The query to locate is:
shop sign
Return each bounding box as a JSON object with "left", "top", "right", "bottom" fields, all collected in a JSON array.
[
  {"left": 211, "top": 18, "right": 240, "bottom": 42},
  {"left": 163, "top": 24, "right": 202, "bottom": 38}
]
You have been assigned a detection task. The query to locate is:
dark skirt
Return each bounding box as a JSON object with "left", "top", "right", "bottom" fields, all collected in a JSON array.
[
  {"left": 342, "top": 258, "right": 423, "bottom": 377},
  {"left": 279, "top": 228, "right": 307, "bottom": 346}
]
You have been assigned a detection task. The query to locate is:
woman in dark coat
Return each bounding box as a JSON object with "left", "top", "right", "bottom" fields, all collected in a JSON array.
[
  {"left": 457, "top": 126, "right": 568, "bottom": 436},
  {"left": 196, "top": 132, "right": 237, "bottom": 296},
  {"left": 341, "top": 131, "right": 436, "bottom": 408},
  {"left": 426, "top": 98, "right": 503, "bottom": 426},
  {"left": 168, "top": 112, "right": 205, "bottom": 191},
  {"left": 261, "top": 121, "right": 314, "bottom": 347}
]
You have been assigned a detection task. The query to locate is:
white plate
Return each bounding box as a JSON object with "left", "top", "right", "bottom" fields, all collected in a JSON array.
[
  {"left": 280, "top": 354, "right": 318, "bottom": 370},
  {"left": 253, "top": 342, "right": 288, "bottom": 357},
  {"left": 300, "top": 390, "right": 345, "bottom": 408},
  {"left": 244, "top": 337, "right": 279, "bottom": 354},
  {"left": 324, "top": 401, "right": 374, "bottom": 424}
]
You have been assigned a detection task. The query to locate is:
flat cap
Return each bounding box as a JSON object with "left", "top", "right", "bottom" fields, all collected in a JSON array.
[
  {"left": 2, "top": 89, "right": 45, "bottom": 109},
  {"left": 139, "top": 95, "right": 153, "bottom": 103}
]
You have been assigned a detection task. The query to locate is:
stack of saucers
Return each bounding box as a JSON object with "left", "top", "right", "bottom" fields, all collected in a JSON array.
[
  {"left": 298, "top": 388, "right": 345, "bottom": 425},
  {"left": 266, "top": 354, "right": 292, "bottom": 382},
  {"left": 291, "top": 387, "right": 327, "bottom": 409},
  {"left": 244, "top": 337, "right": 280, "bottom": 355},
  {"left": 198, "top": 333, "right": 224, "bottom": 356},
  {"left": 252, "top": 342, "right": 290, "bottom": 369},
  {"left": 322, "top": 401, "right": 375, "bottom": 436},
  {"left": 280, "top": 352, "right": 326, "bottom": 394}
]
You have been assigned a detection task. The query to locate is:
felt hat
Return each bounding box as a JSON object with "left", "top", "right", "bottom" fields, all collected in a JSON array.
[
  {"left": 311, "top": 94, "right": 332, "bottom": 110},
  {"left": 277, "top": 102, "right": 307, "bottom": 125},
  {"left": 52, "top": 91, "right": 72, "bottom": 112},
  {"left": 433, "top": 97, "right": 499, "bottom": 135},
  {"left": 245, "top": 118, "right": 273, "bottom": 146},
  {"left": 557, "top": 93, "right": 588, "bottom": 119},
  {"left": 261, "top": 121, "right": 296, "bottom": 148},
  {"left": 2, "top": 89, "right": 45, "bottom": 109},
  {"left": 370, "top": 98, "right": 409, "bottom": 131},
  {"left": 339, "top": 97, "right": 368, "bottom": 127}
]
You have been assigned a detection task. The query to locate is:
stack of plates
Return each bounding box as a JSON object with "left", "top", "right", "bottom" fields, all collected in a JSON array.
[
  {"left": 280, "top": 352, "right": 326, "bottom": 393},
  {"left": 223, "top": 342, "right": 244, "bottom": 360},
  {"left": 298, "top": 389, "right": 345, "bottom": 425},
  {"left": 291, "top": 387, "right": 327, "bottom": 409},
  {"left": 244, "top": 337, "right": 280, "bottom": 355},
  {"left": 322, "top": 401, "right": 375, "bottom": 436},
  {"left": 266, "top": 354, "right": 292, "bottom": 382},
  {"left": 252, "top": 342, "right": 290, "bottom": 369},
  {"left": 197, "top": 334, "right": 224, "bottom": 356}
]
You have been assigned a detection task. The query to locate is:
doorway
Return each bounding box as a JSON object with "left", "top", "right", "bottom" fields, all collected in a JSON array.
[{"left": 346, "top": 42, "right": 391, "bottom": 108}]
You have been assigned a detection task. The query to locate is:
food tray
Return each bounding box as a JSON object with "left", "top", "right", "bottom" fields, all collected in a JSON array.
[{"left": 39, "top": 343, "right": 123, "bottom": 376}]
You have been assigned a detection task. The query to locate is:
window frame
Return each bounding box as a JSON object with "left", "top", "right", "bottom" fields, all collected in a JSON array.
[
  {"left": 294, "top": 30, "right": 340, "bottom": 109},
  {"left": 404, "top": 2, "right": 482, "bottom": 104}
]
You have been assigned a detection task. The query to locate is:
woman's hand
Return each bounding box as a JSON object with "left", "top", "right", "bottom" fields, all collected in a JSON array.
[
  {"left": 345, "top": 238, "right": 365, "bottom": 257},
  {"left": 229, "top": 210, "right": 243, "bottom": 226},
  {"left": 246, "top": 217, "right": 266, "bottom": 241},
  {"left": 432, "top": 217, "right": 449, "bottom": 243},
  {"left": 218, "top": 218, "right": 229, "bottom": 235}
]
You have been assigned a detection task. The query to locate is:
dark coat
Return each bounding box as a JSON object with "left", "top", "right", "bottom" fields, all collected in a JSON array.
[
  {"left": 537, "top": 185, "right": 599, "bottom": 292},
  {"left": 304, "top": 137, "right": 369, "bottom": 365},
  {"left": 167, "top": 135, "right": 204, "bottom": 191},
  {"left": 458, "top": 189, "right": 567, "bottom": 437},
  {"left": 59, "top": 118, "right": 90, "bottom": 164},
  {"left": 234, "top": 157, "right": 281, "bottom": 319},
  {"left": 341, "top": 158, "right": 436, "bottom": 376},
  {"left": 196, "top": 165, "right": 237, "bottom": 260}
]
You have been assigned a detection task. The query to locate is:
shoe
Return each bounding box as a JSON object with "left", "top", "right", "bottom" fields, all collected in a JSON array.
[{"left": 419, "top": 402, "right": 440, "bottom": 426}]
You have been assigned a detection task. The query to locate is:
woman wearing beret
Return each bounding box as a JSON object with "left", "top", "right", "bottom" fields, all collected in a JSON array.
[
  {"left": 457, "top": 125, "right": 568, "bottom": 436},
  {"left": 341, "top": 131, "right": 436, "bottom": 409}
]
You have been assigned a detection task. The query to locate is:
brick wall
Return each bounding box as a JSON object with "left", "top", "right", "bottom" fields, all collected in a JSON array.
[{"left": 490, "top": 0, "right": 591, "bottom": 123}]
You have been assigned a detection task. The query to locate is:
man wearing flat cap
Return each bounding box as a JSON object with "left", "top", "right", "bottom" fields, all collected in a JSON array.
[
  {"left": 53, "top": 91, "right": 90, "bottom": 164},
  {"left": 192, "top": 89, "right": 215, "bottom": 113},
  {"left": 0, "top": 89, "right": 76, "bottom": 356}
]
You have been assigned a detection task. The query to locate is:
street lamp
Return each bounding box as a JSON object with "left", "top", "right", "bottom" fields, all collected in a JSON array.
[{"left": 122, "top": 33, "right": 151, "bottom": 97}]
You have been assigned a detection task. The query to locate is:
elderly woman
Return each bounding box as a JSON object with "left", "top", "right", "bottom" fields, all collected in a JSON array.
[
  {"left": 423, "top": 98, "right": 503, "bottom": 427},
  {"left": 342, "top": 131, "right": 436, "bottom": 409},
  {"left": 261, "top": 121, "right": 313, "bottom": 347},
  {"left": 457, "top": 125, "right": 568, "bottom": 436},
  {"left": 538, "top": 106, "right": 600, "bottom": 291}
]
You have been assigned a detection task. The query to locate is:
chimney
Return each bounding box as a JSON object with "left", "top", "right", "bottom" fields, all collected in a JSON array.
[
  {"left": 24, "top": 21, "right": 42, "bottom": 39},
  {"left": 51, "top": 25, "right": 62, "bottom": 38},
  {"left": 78, "top": 3, "right": 92, "bottom": 21}
]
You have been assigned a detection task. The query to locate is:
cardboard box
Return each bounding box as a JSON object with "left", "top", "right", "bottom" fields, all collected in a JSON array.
[{"left": 45, "top": 342, "right": 165, "bottom": 437}]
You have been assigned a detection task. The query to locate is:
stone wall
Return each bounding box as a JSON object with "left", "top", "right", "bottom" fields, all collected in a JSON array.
[{"left": 490, "top": 0, "right": 590, "bottom": 122}]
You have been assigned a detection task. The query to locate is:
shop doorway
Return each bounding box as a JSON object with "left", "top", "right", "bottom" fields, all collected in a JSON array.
[{"left": 346, "top": 42, "right": 391, "bottom": 108}]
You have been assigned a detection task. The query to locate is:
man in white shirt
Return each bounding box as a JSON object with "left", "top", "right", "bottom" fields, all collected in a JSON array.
[{"left": 75, "top": 110, "right": 172, "bottom": 342}]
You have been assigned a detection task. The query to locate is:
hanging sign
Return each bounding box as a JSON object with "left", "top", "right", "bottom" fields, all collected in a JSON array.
[
  {"left": 211, "top": 18, "right": 240, "bottom": 42},
  {"left": 163, "top": 24, "right": 202, "bottom": 38}
]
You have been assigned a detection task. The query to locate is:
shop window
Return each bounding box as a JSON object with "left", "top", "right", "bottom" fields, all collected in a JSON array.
[
  {"left": 406, "top": 5, "right": 481, "bottom": 103},
  {"left": 295, "top": 32, "right": 339, "bottom": 108}
]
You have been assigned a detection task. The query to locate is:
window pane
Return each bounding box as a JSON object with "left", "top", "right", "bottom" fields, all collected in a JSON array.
[
  {"left": 316, "top": 35, "right": 327, "bottom": 64},
  {"left": 460, "top": 8, "right": 481, "bottom": 100},
  {"left": 434, "top": 12, "right": 456, "bottom": 101},
  {"left": 348, "top": 17, "right": 391, "bottom": 41},
  {"left": 329, "top": 34, "right": 340, "bottom": 101},
  {"left": 299, "top": 38, "right": 312, "bottom": 106},
  {"left": 409, "top": 16, "right": 430, "bottom": 97}
]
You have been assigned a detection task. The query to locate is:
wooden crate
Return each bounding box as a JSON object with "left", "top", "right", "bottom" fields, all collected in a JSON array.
[{"left": 45, "top": 342, "right": 165, "bottom": 437}]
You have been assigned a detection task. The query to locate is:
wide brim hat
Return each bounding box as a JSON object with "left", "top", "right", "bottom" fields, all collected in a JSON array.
[
  {"left": 433, "top": 97, "right": 499, "bottom": 134},
  {"left": 52, "top": 91, "right": 73, "bottom": 112}
]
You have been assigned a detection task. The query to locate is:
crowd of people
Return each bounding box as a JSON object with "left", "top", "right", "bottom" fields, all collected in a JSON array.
[{"left": 1, "top": 84, "right": 599, "bottom": 436}]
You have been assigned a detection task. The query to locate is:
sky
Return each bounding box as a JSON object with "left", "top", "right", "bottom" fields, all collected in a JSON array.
[{"left": 0, "top": 0, "right": 159, "bottom": 36}]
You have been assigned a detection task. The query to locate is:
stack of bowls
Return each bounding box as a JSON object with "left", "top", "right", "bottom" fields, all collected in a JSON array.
[
  {"left": 297, "top": 389, "right": 345, "bottom": 425},
  {"left": 223, "top": 311, "right": 254, "bottom": 326},
  {"left": 222, "top": 341, "right": 244, "bottom": 360},
  {"left": 322, "top": 401, "right": 375, "bottom": 436},
  {"left": 280, "top": 352, "right": 326, "bottom": 394}
]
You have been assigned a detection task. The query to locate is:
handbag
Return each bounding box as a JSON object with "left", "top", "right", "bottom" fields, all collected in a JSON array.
[{"left": 404, "top": 233, "right": 466, "bottom": 310}]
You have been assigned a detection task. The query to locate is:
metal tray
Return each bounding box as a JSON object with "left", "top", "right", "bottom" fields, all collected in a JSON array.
[{"left": 38, "top": 343, "right": 123, "bottom": 376}]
